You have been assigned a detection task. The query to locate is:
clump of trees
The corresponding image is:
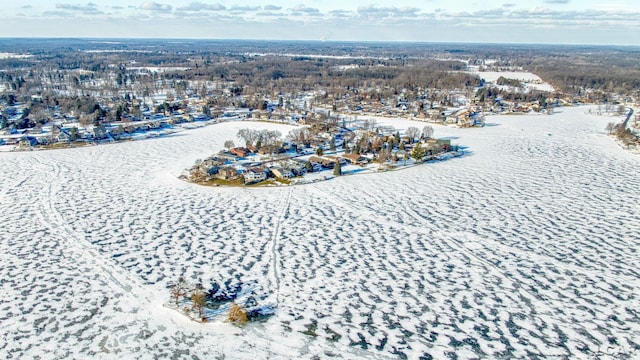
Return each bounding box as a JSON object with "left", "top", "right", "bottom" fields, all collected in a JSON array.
[
  {"left": 496, "top": 76, "right": 522, "bottom": 87},
  {"left": 236, "top": 128, "right": 282, "bottom": 147},
  {"left": 168, "top": 276, "right": 275, "bottom": 325}
]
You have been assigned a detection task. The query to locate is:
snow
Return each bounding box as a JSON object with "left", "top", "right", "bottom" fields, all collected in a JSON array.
[
  {"left": 1, "top": 107, "right": 639, "bottom": 359},
  {"left": 474, "top": 71, "right": 543, "bottom": 83},
  {"left": 472, "top": 70, "right": 556, "bottom": 92}
]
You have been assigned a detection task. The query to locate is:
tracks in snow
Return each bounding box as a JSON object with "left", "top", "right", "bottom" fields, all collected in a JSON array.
[
  {"left": 32, "top": 155, "right": 148, "bottom": 301},
  {"left": 269, "top": 187, "right": 293, "bottom": 305}
]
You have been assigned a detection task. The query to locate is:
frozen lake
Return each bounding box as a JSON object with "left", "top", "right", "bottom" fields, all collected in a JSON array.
[{"left": 1, "top": 106, "right": 639, "bottom": 359}]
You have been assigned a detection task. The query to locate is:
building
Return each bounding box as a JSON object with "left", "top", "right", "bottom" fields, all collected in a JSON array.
[
  {"left": 216, "top": 167, "right": 239, "bottom": 180},
  {"left": 270, "top": 166, "right": 293, "bottom": 179},
  {"left": 243, "top": 167, "right": 267, "bottom": 184}
]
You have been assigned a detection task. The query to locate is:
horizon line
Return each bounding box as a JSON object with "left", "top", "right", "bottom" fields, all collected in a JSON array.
[{"left": 0, "top": 36, "right": 638, "bottom": 48}]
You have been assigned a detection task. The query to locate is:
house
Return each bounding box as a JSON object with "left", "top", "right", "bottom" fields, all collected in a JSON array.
[
  {"left": 258, "top": 145, "right": 282, "bottom": 155},
  {"left": 216, "top": 151, "right": 239, "bottom": 162},
  {"left": 216, "top": 167, "right": 239, "bottom": 180},
  {"left": 288, "top": 162, "right": 307, "bottom": 176},
  {"left": 326, "top": 156, "right": 347, "bottom": 166},
  {"left": 230, "top": 147, "right": 250, "bottom": 158},
  {"left": 421, "top": 138, "right": 450, "bottom": 154},
  {"left": 18, "top": 136, "right": 38, "bottom": 149},
  {"left": 270, "top": 166, "right": 293, "bottom": 179},
  {"left": 93, "top": 125, "right": 107, "bottom": 140},
  {"left": 342, "top": 153, "right": 369, "bottom": 166},
  {"left": 243, "top": 167, "right": 267, "bottom": 184},
  {"left": 56, "top": 128, "right": 71, "bottom": 143},
  {"left": 308, "top": 155, "right": 336, "bottom": 168},
  {"left": 37, "top": 136, "right": 51, "bottom": 145}
]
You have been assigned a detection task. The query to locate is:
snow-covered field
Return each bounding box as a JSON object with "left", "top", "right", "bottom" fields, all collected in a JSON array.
[
  {"left": 1, "top": 106, "right": 639, "bottom": 359},
  {"left": 472, "top": 70, "right": 555, "bottom": 92}
]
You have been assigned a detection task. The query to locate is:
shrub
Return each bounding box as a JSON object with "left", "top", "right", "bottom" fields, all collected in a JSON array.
[{"left": 227, "top": 302, "right": 248, "bottom": 326}]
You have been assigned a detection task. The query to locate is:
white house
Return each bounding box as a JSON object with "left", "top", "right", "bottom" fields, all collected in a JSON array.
[{"left": 243, "top": 167, "right": 267, "bottom": 184}]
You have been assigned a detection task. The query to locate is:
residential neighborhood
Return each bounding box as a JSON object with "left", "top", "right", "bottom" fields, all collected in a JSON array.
[{"left": 182, "top": 121, "right": 463, "bottom": 187}]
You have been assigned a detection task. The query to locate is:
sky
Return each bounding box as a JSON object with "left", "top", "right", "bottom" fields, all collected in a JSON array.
[{"left": 1, "top": 0, "right": 639, "bottom": 45}]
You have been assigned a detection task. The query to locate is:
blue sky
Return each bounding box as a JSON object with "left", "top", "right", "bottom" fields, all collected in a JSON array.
[{"left": 1, "top": 1, "right": 639, "bottom": 45}]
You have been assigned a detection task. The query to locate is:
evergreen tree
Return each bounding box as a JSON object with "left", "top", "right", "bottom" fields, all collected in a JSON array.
[
  {"left": 69, "top": 127, "right": 78, "bottom": 141},
  {"left": 411, "top": 143, "right": 426, "bottom": 163},
  {"left": 333, "top": 161, "right": 342, "bottom": 176}
]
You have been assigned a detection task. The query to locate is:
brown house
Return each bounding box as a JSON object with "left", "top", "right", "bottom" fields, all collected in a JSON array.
[
  {"left": 230, "top": 147, "right": 250, "bottom": 157},
  {"left": 342, "top": 153, "right": 369, "bottom": 165}
]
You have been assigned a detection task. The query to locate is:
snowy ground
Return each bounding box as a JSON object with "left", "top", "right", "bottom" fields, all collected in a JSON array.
[
  {"left": 471, "top": 70, "right": 555, "bottom": 92},
  {"left": 1, "top": 106, "right": 639, "bottom": 359}
]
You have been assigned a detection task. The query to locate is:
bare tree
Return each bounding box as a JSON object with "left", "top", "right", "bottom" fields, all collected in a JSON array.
[
  {"left": 376, "top": 148, "right": 391, "bottom": 169},
  {"left": 605, "top": 103, "right": 613, "bottom": 114},
  {"left": 170, "top": 276, "right": 189, "bottom": 307},
  {"left": 287, "top": 127, "right": 310, "bottom": 144},
  {"left": 237, "top": 128, "right": 258, "bottom": 146},
  {"left": 405, "top": 126, "right": 420, "bottom": 143},
  {"left": 258, "top": 129, "right": 282, "bottom": 146},
  {"left": 224, "top": 140, "right": 235, "bottom": 149},
  {"left": 422, "top": 125, "right": 434, "bottom": 139},
  {"left": 605, "top": 122, "right": 616, "bottom": 135}
]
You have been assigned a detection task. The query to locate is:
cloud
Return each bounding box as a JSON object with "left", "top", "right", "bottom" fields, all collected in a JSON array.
[
  {"left": 473, "top": 8, "right": 506, "bottom": 18},
  {"left": 329, "top": 9, "right": 353, "bottom": 18},
  {"left": 56, "top": 2, "right": 103, "bottom": 15},
  {"left": 230, "top": 5, "right": 261, "bottom": 12},
  {"left": 431, "top": 6, "right": 640, "bottom": 30},
  {"left": 176, "top": 2, "right": 226, "bottom": 12},
  {"left": 357, "top": 5, "right": 421, "bottom": 18},
  {"left": 502, "top": 3, "right": 516, "bottom": 7},
  {"left": 139, "top": 2, "right": 172, "bottom": 12},
  {"left": 290, "top": 4, "right": 320, "bottom": 14},
  {"left": 544, "top": 0, "right": 570, "bottom": 3},
  {"left": 263, "top": 5, "right": 282, "bottom": 11},
  {"left": 256, "top": 11, "right": 286, "bottom": 17},
  {"left": 42, "top": 10, "right": 72, "bottom": 17}
]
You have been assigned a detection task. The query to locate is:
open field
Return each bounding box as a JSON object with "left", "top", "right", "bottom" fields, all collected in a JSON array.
[
  {"left": 471, "top": 70, "right": 556, "bottom": 92},
  {"left": 1, "top": 106, "right": 639, "bottom": 359}
]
